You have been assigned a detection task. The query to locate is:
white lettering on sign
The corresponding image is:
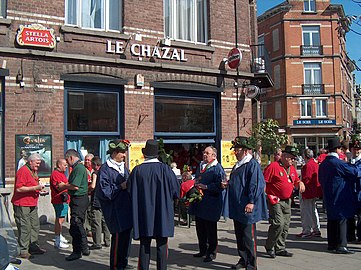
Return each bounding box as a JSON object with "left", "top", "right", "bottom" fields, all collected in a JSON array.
[{"left": 109, "top": 40, "right": 187, "bottom": 62}]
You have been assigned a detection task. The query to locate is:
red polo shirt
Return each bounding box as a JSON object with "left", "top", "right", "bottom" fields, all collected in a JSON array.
[
  {"left": 301, "top": 158, "right": 322, "bottom": 199},
  {"left": 11, "top": 165, "right": 40, "bottom": 207},
  {"left": 50, "top": 169, "right": 70, "bottom": 204},
  {"left": 264, "top": 161, "right": 300, "bottom": 200}
]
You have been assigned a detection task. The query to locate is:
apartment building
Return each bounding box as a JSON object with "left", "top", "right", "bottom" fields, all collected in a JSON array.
[
  {"left": 258, "top": 0, "right": 356, "bottom": 154},
  {"left": 0, "top": 0, "right": 272, "bottom": 184}
]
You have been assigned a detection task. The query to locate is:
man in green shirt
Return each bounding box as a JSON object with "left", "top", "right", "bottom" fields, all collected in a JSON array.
[{"left": 58, "top": 149, "right": 90, "bottom": 261}]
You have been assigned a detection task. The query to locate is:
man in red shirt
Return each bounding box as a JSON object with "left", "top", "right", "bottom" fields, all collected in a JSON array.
[
  {"left": 297, "top": 149, "right": 322, "bottom": 238},
  {"left": 263, "top": 145, "right": 304, "bottom": 258},
  {"left": 50, "top": 158, "right": 70, "bottom": 249},
  {"left": 11, "top": 153, "right": 47, "bottom": 259}
]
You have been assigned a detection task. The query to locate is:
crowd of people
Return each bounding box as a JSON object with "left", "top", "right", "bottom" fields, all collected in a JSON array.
[{"left": 10, "top": 135, "right": 361, "bottom": 269}]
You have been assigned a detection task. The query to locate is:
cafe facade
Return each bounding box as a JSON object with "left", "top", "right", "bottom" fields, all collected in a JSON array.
[{"left": 0, "top": 0, "right": 271, "bottom": 184}]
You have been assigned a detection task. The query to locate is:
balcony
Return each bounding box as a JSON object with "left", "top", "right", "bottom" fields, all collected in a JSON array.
[
  {"left": 300, "top": 45, "right": 323, "bottom": 56},
  {"left": 302, "top": 84, "right": 324, "bottom": 95}
]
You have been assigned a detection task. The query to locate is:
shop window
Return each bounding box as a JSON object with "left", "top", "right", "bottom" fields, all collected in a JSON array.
[
  {"left": 300, "top": 99, "right": 312, "bottom": 117},
  {"left": 164, "top": 0, "right": 208, "bottom": 43},
  {"left": 0, "top": 0, "right": 6, "bottom": 18},
  {"left": 67, "top": 91, "right": 118, "bottom": 132},
  {"left": 304, "top": 0, "right": 316, "bottom": 12},
  {"left": 65, "top": 83, "right": 123, "bottom": 162},
  {"left": 65, "top": 0, "right": 122, "bottom": 31},
  {"left": 315, "top": 99, "right": 327, "bottom": 117},
  {"left": 155, "top": 95, "right": 215, "bottom": 134}
]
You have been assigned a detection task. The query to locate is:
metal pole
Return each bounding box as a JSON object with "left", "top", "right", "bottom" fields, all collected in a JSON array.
[{"left": 234, "top": 0, "right": 240, "bottom": 136}]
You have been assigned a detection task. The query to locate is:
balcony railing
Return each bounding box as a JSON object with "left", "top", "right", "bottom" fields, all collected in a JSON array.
[
  {"left": 250, "top": 44, "right": 271, "bottom": 74},
  {"left": 302, "top": 84, "right": 324, "bottom": 95},
  {"left": 300, "top": 45, "right": 323, "bottom": 56}
]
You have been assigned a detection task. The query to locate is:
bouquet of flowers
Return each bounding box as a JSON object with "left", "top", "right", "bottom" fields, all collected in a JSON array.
[{"left": 184, "top": 186, "right": 203, "bottom": 205}]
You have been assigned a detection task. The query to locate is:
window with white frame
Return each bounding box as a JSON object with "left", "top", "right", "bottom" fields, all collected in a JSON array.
[
  {"left": 261, "top": 102, "right": 267, "bottom": 121},
  {"left": 304, "top": 0, "right": 315, "bottom": 12},
  {"left": 65, "top": 0, "right": 122, "bottom": 31},
  {"left": 164, "top": 0, "right": 208, "bottom": 43},
  {"left": 301, "top": 99, "right": 312, "bottom": 117},
  {"left": 304, "top": 62, "right": 322, "bottom": 85},
  {"left": 0, "top": 0, "right": 6, "bottom": 18},
  {"left": 302, "top": 26, "right": 320, "bottom": 46},
  {"left": 315, "top": 99, "right": 327, "bottom": 117}
]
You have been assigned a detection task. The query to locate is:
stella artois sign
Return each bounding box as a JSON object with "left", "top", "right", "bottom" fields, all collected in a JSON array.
[{"left": 16, "top": 24, "right": 56, "bottom": 49}]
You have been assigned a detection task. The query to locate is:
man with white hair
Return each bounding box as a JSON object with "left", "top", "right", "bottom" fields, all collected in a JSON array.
[
  {"left": 296, "top": 148, "right": 322, "bottom": 239},
  {"left": 12, "top": 153, "right": 47, "bottom": 259}
]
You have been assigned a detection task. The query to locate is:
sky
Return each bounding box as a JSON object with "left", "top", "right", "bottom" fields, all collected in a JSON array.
[{"left": 257, "top": 0, "right": 361, "bottom": 84}]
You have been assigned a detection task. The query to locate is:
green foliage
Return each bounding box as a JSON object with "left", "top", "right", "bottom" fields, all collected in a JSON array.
[
  {"left": 247, "top": 119, "right": 289, "bottom": 155},
  {"left": 158, "top": 138, "right": 173, "bottom": 165}
]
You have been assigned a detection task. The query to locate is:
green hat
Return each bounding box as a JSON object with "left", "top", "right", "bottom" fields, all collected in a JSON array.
[
  {"left": 350, "top": 134, "right": 361, "bottom": 149},
  {"left": 282, "top": 145, "right": 299, "bottom": 157},
  {"left": 230, "top": 136, "right": 252, "bottom": 150},
  {"left": 107, "top": 139, "right": 131, "bottom": 154}
]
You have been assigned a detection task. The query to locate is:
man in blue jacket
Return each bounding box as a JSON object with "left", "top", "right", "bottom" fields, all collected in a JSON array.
[
  {"left": 319, "top": 137, "right": 360, "bottom": 254},
  {"left": 96, "top": 139, "right": 133, "bottom": 270},
  {"left": 189, "top": 145, "right": 226, "bottom": 263},
  {"left": 128, "top": 139, "right": 179, "bottom": 270},
  {"left": 225, "top": 137, "right": 268, "bottom": 270}
]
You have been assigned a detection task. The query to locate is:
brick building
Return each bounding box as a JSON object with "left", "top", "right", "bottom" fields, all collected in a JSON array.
[
  {"left": 258, "top": 0, "right": 356, "bottom": 154},
  {"left": 0, "top": 0, "right": 271, "bottom": 185}
]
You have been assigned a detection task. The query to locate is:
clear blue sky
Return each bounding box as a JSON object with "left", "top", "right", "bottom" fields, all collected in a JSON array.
[{"left": 257, "top": 0, "right": 361, "bottom": 84}]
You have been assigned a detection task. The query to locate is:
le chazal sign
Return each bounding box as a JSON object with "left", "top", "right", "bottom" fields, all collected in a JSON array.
[
  {"left": 16, "top": 24, "right": 56, "bottom": 49},
  {"left": 293, "top": 119, "right": 336, "bottom": 125},
  {"left": 15, "top": 134, "right": 52, "bottom": 177}
]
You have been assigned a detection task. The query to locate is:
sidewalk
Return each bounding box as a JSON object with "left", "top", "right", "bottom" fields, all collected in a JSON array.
[{"left": 14, "top": 205, "right": 361, "bottom": 269}]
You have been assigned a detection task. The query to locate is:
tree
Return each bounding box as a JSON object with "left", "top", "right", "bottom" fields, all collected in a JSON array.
[{"left": 247, "top": 119, "right": 288, "bottom": 156}]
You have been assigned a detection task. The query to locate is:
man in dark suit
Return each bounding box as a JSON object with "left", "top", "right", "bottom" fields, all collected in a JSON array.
[
  {"left": 128, "top": 139, "right": 180, "bottom": 270},
  {"left": 319, "top": 137, "right": 360, "bottom": 254}
]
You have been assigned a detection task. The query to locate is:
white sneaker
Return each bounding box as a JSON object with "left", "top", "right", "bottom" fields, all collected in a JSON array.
[
  {"left": 54, "top": 240, "right": 69, "bottom": 249},
  {"left": 60, "top": 234, "right": 69, "bottom": 243}
]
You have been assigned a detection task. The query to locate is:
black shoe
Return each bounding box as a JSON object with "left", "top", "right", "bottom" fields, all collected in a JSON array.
[
  {"left": 275, "top": 250, "right": 293, "bottom": 257},
  {"left": 203, "top": 253, "right": 216, "bottom": 263},
  {"left": 125, "top": 265, "right": 135, "bottom": 269},
  {"left": 65, "top": 253, "right": 82, "bottom": 261},
  {"left": 231, "top": 258, "right": 246, "bottom": 269},
  {"left": 29, "top": 247, "right": 46, "bottom": 255},
  {"left": 327, "top": 246, "right": 337, "bottom": 252},
  {"left": 335, "top": 247, "right": 354, "bottom": 254},
  {"left": 193, "top": 252, "right": 206, "bottom": 258},
  {"left": 265, "top": 247, "right": 276, "bottom": 258},
  {"left": 82, "top": 249, "right": 90, "bottom": 256},
  {"left": 89, "top": 244, "right": 102, "bottom": 250}
]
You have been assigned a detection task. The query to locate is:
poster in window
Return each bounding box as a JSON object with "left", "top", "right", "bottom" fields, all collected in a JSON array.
[
  {"left": 15, "top": 134, "right": 52, "bottom": 177},
  {"left": 221, "top": 141, "right": 237, "bottom": 169},
  {"left": 129, "top": 142, "right": 145, "bottom": 171}
]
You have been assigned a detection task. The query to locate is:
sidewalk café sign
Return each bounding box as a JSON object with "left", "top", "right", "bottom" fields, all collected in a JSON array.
[
  {"left": 15, "top": 134, "right": 52, "bottom": 177},
  {"left": 227, "top": 48, "right": 243, "bottom": 69},
  {"left": 293, "top": 119, "right": 336, "bottom": 125},
  {"left": 16, "top": 24, "right": 56, "bottom": 49}
]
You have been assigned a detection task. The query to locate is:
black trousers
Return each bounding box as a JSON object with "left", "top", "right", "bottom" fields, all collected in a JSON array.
[
  {"left": 195, "top": 216, "right": 218, "bottom": 256},
  {"left": 347, "top": 216, "right": 356, "bottom": 241},
  {"left": 110, "top": 228, "right": 132, "bottom": 270},
  {"left": 327, "top": 218, "right": 347, "bottom": 249},
  {"left": 234, "top": 220, "right": 257, "bottom": 270},
  {"left": 69, "top": 195, "right": 89, "bottom": 254},
  {"left": 138, "top": 237, "right": 168, "bottom": 270}
]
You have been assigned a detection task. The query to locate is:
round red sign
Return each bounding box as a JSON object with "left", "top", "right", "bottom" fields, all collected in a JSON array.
[{"left": 227, "top": 48, "right": 242, "bottom": 69}]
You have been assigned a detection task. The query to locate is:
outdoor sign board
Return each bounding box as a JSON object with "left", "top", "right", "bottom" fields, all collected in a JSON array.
[
  {"left": 15, "top": 134, "right": 52, "bottom": 177},
  {"left": 16, "top": 24, "right": 56, "bottom": 49},
  {"left": 293, "top": 119, "right": 336, "bottom": 125}
]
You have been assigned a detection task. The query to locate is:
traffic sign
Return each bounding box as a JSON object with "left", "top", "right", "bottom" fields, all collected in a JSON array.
[{"left": 227, "top": 48, "right": 242, "bottom": 69}]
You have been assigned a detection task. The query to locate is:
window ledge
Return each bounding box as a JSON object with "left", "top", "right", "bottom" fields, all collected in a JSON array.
[
  {"left": 60, "top": 25, "right": 130, "bottom": 40},
  {"left": 0, "top": 17, "right": 11, "bottom": 26},
  {"left": 169, "top": 39, "right": 215, "bottom": 53},
  {"left": 302, "top": 11, "right": 317, "bottom": 15}
]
